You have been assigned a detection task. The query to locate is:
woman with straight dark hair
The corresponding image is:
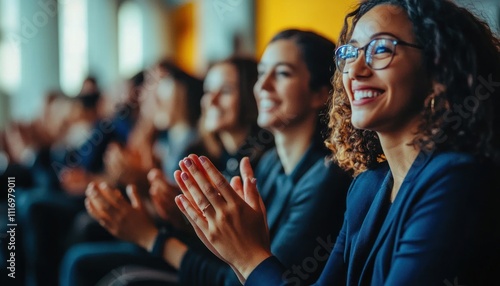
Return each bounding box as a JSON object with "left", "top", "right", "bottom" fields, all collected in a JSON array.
[
  {"left": 174, "top": 1, "right": 500, "bottom": 285},
  {"left": 74, "top": 29, "right": 351, "bottom": 286},
  {"left": 59, "top": 56, "right": 275, "bottom": 286}
]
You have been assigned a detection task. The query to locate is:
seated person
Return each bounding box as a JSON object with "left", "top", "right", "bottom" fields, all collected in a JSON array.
[
  {"left": 174, "top": 1, "right": 500, "bottom": 285},
  {"left": 63, "top": 31, "right": 352, "bottom": 286}
]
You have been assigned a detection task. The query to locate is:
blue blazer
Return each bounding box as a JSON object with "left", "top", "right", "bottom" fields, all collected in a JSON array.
[
  {"left": 246, "top": 150, "right": 500, "bottom": 285},
  {"left": 179, "top": 139, "right": 352, "bottom": 286}
]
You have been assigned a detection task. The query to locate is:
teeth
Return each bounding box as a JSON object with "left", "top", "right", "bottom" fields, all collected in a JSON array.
[
  {"left": 354, "top": 90, "right": 381, "bottom": 100},
  {"left": 259, "top": 99, "right": 276, "bottom": 109},
  {"left": 206, "top": 109, "right": 221, "bottom": 118}
]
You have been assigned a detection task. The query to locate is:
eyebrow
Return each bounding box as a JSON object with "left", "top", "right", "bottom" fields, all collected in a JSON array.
[
  {"left": 348, "top": 32, "right": 401, "bottom": 44},
  {"left": 258, "top": 62, "right": 296, "bottom": 69}
]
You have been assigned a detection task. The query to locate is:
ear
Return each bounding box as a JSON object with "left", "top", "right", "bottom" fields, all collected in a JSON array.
[
  {"left": 310, "top": 86, "right": 331, "bottom": 109},
  {"left": 425, "top": 81, "right": 449, "bottom": 111}
]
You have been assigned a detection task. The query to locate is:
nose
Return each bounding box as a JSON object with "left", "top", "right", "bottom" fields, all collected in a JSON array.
[
  {"left": 254, "top": 70, "right": 273, "bottom": 96},
  {"left": 346, "top": 51, "right": 372, "bottom": 79},
  {"left": 204, "top": 91, "right": 220, "bottom": 107}
]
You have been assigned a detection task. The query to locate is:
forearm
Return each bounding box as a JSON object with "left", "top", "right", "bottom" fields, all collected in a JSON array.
[
  {"left": 163, "top": 237, "right": 188, "bottom": 270},
  {"left": 134, "top": 225, "right": 159, "bottom": 252},
  {"left": 134, "top": 225, "right": 188, "bottom": 270}
]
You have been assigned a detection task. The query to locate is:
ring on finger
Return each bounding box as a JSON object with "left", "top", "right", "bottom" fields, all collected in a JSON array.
[{"left": 202, "top": 203, "right": 212, "bottom": 214}]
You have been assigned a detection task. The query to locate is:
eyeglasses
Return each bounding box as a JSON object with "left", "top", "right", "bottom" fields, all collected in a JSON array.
[{"left": 335, "top": 38, "right": 423, "bottom": 73}]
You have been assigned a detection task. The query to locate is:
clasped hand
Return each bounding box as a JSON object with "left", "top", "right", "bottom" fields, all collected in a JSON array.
[{"left": 173, "top": 154, "right": 273, "bottom": 280}]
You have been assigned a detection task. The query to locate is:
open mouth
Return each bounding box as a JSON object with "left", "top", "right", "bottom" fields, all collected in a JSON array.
[
  {"left": 353, "top": 89, "right": 385, "bottom": 101},
  {"left": 259, "top": 98, "right": 277, "bottom": 111}
]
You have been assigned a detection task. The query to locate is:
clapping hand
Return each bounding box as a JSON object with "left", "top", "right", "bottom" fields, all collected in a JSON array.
[
  {"left": 147, "top": 168, "right": 186, "bottom": 230},
  {"left": 174, "top": 154, "right": 272, "bottom": 281},
  {"left": 85, "top": 182, "right": 159, "bottom": 250}
]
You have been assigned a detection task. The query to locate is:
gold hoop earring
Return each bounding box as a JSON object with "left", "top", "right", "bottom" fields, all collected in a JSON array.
[{"left": 430, "top": 96, "right": 435, "bottom": 114}]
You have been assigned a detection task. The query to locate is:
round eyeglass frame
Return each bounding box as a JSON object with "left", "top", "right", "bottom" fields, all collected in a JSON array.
[{"left": 334, "top": 38, "right": 423, "bottom": 73}]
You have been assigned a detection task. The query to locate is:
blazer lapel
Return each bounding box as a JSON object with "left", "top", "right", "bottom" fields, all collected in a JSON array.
[
  {"left": 358, "top": 150, "right": 435, "bottom": 282},
  {"left": 265, "top": 141, "right": 328, "bottom": 235},
  {"left": 349, "top": 170, "right": 393, "bottom": 282},
  {"left": 266, "top": 173, "right": 294, "bottom": 234}
]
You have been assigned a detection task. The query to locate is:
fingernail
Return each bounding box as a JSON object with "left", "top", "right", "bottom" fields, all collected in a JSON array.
[
  {"left": 99, "top": 182, "right": 107, "bottom": 189},
  {"left": 199, "top": 156, "right": 206, "bottom": 163},
  {"left": 181, "top": 172, "right": 189, "bottom": 181},
  {"left": 178, "top": 195, "right": 187, "bottom": 204},
  {"left": 251, "top": 178, "right": 257, "bottom": 184},
  {"left": 183, "top": 158, "right": 192, "bottom": 167}
]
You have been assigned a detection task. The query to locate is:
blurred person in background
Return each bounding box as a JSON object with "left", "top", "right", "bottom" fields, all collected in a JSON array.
[
  {"left": 67, "top": 29, "right": 351, "bottom": 286},
  {"left": 59, "top": 56, "right": 276, "bottom": 286},
  {"left": 16, "top": 72, "right": 144, "bottom": 286},
  {"left": 174, "top": 1, "right": 500, "bottom": 285}
]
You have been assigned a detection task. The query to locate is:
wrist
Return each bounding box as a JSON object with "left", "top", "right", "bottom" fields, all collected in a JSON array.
[
  {"left": 236, "top": 250, "right": 273, "bottom": 279},
  {"left": 164, "top": 237, "right": 188, "bottom": 270},
  {"left": 139, "top": 226, "right": 159, "bottom": 251},
  {"left": 148, "top": 224, "right": 174, "bottom": 256}
]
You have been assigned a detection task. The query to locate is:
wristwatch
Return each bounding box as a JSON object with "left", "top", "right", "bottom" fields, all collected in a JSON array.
[{"left": 151, "top": 224, "right": 173, "bottom": 257}]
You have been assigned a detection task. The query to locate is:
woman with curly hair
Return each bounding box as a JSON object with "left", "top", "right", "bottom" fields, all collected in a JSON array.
[{"left": 173, "top": 0, "right": 500, "bottom": 285}]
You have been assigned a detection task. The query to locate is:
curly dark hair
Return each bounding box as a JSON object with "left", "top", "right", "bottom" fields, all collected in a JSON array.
[{"left": 326, "top": 0, "right": 500, "bottom": 175}]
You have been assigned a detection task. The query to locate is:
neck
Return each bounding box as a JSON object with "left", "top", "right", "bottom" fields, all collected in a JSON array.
[
  {"left": 377, "top": 117, "right": 421, "bottom": 202},
  {"left": 218, "top": 126, "right": 250, "bottom": 154},
  {"left": 273, "top": 114, "right": 317, "bottom": 174}
]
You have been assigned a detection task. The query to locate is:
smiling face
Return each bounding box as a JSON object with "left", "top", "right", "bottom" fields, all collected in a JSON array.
[
  {"left": 343, "top": 4, "right": 430, "bottom": 133},
  {"left": 202, "top": 63, "right": 240, "bottom": 133},
  {"left": 153, "top": 75, "right": 187, "bottom": 130},
  {"left": 254, "top": 39, "right": 321, "bottom": 131}
]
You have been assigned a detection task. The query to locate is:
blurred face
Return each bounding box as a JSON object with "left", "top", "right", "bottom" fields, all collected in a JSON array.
[
  {"left": 202, "top": 63, "right": 240, "bottom": 132},
  {"left": 343, "top": 4, "right": 430, "bottom": 133},
  {"left": 153, "top": 76, "right": 186, "bottom": 130},
  {"left": 254, "top": 39, "right": 320, "bottom": 131}
]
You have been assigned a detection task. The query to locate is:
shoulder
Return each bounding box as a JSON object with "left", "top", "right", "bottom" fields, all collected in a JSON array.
[
  {"left": 348, "top": 162, "right": 390, "bottom": 199},
  {"left": 410, "top": 151, "right": 484, "bottom": 189},
  {"left": 421, "top": 151, "right": 477, "bottom": 173},
  {"left": 297, "top": 157, "right": 351, "bottom": 189},
  {"left": 255, "top": 148, "right": 279, "bottom": 175},
  {"left": 288, "top": 154, "right": 352, "bottom": 206}
]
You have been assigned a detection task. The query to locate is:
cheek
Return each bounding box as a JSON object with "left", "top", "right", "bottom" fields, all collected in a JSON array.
[
  {"left": 288, "top": 86, "right": 314, "bottom": 112},
  {"left": 200, "top": 95, "right": 211, "bottom": 109},
  {"left": 223, "top": 97, "right": 239, "bottom": 116},
  {"left": 342, "top": 76, "right": 352, "bottom": 100},
  {"left": 389, "top": 71, "right": 426, "bottom": 107}
]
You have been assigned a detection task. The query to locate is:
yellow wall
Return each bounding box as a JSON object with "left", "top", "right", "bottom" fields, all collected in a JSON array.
[
  {"left": 172, "top": 2, "right": 197, "bottom": 75},
  {"left": 255, "top": 0, "right": 359, "bottom": 57},
  {"left": 172, "top": 1, "right": 359, "bottom": 74}
]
